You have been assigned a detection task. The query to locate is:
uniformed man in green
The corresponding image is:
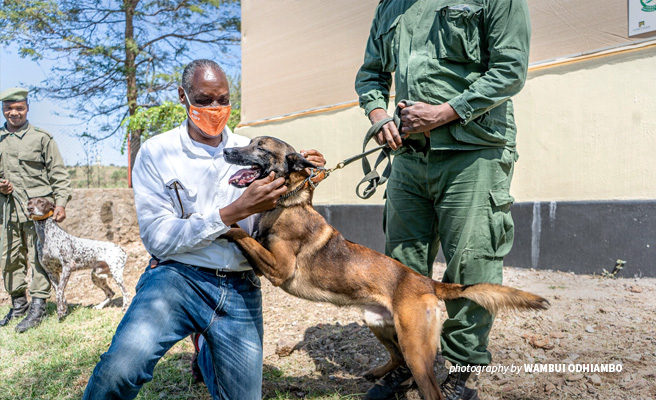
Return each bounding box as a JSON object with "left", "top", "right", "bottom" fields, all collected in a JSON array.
[
  {"left": 355, "top": 1, "right": 531, "bottom": 399},
  {"left": 0, "top": 87, "right": 72, "bottom": 332}
]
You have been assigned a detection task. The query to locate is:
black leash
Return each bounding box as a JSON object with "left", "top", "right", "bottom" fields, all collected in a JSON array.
[{"left": 325, "top": 100, "right": 414, "bottom": 199}]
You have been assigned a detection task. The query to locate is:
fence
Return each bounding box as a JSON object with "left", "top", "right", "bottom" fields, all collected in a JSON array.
[{"left": 35, "top": 123, "right": 130, "bottom": 189}]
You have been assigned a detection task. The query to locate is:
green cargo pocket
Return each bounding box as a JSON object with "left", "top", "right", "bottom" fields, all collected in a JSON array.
[
  {"left": 375, "top": 14, "right": 401, "bottom": 72},
  {"left": 488, "top": 189, "right": 515, "bottom": 258},
  {"left": 435, "top": 4, "right": 483, "bottom": 63}
]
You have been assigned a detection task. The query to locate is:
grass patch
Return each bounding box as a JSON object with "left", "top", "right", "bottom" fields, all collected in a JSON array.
[
  {"left": 0, "top": 303, "right": 210, "bottom": 400},
  {"left": 1, "top": 303, "right": 350, "bottom": 399}
]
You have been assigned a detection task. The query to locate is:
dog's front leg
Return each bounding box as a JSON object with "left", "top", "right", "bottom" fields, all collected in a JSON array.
[
  {"left": 56, "top": 264, "right": 73, "bottom": 319},
  {"left": 221, "top": 227, "right": 294, "bottom": 286}
]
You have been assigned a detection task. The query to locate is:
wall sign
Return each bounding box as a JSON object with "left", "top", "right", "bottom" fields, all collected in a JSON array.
[{"left": 629, "top": 0, "right": 656, "bottom": 36}]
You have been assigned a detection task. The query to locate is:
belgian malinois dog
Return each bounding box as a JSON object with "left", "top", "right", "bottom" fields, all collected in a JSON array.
[{"left": 222, "top": 136, "right": 549, "bottom": 400}]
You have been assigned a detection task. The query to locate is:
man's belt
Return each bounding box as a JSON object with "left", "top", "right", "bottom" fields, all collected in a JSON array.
[{"left": 150, "top": 257, "right": 249, "bottom": 277}]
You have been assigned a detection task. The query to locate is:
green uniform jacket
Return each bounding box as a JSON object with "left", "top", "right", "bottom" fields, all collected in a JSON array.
[
  {"left": 0, "top": 122, "right": 72, "bottom": 223},
  {"left": 355, "top": 0, "right": 531, "bottom": 150}
]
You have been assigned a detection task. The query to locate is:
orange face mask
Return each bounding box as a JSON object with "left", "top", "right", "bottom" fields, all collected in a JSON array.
[{"left": 183, "top": 90, "right": 231, "bottom": 137}]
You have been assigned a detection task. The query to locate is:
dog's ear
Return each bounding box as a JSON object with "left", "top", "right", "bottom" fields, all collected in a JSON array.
[{"left": 286, "top": 153, "right": 316, "bottom": 172}]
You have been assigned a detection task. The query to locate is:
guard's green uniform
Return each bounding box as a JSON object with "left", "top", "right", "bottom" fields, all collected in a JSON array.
[
  {"left": 0, "top": 121, "right": 72, "bottom": 298},
  {"left": 355, "top": 0, "right": 530, "bottom": 366}
]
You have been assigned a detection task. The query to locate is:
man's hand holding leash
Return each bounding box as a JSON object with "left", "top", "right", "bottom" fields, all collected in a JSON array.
[
  {"left": 369, "top": 101, "right": 460, "bottom": 150},
  {"left": 398, "top": 101, "right": 459, "bottom": 134},
  {"left": 0, "top": 179, "right": 13, "bottom": 195}
]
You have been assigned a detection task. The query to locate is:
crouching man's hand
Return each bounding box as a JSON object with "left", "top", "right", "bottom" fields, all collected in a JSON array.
[{"left": 220, "top": 172, "right": 286, "bottom": 226}]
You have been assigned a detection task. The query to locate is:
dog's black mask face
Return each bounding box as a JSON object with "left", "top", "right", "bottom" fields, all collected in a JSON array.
[{"left": 225, "top": 136, "right": 315, "bottom": 188}]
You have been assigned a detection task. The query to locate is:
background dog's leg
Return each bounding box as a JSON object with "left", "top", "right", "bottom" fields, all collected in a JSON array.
[
  {"left": 91, "top": 261, "right": 115, "bottom": 310},
  {"left": 56, "top": 264, "right": 73, "bottom": 319},
  {"left": 110, "top": 259, "right": 131, "bottom": 312},
  {"left": 395, "top": 294, "right": 444, "bottom": 400}
]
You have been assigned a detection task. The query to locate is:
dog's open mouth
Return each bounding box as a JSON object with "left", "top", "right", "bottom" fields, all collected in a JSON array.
[{"left": 228, "top": 166, "right": 262, "bottom": 188}]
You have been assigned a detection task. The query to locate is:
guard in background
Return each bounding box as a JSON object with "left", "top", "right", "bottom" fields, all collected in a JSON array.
[{"left": 0, "top": 87, "right": 72, "bottom": 332}]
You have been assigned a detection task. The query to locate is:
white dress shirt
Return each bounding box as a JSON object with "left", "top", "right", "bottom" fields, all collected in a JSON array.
[{"left": 132, "top": 121, "right": 256, "bottom": 271}]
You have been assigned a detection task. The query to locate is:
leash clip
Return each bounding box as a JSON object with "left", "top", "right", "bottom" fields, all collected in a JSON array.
[{"left": 307, "top": 167, "right": 326, "bottom": 189}]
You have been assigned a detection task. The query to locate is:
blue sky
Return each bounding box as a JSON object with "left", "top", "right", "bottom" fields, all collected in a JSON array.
[
  {"left": 0, "top": 45, "right": 130, "bottom": 166},
  {"left": 0, "top": 44, "right": 241, "bottom": 167}
]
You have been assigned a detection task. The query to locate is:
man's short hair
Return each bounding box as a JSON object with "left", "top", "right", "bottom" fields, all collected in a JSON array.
[{"left": 181, "top": 59, "right": 224, "bottom": 94}]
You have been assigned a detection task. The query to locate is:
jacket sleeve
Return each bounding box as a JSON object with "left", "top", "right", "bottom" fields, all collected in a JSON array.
[
  {"left": 132, "top": 145, "right": 230, "bottom": 258},
  {"left": 354, "top": 5, "right": 393, "bottom": 117},
  {"left": 447, "top": 0, "right": 531, "bottom": 124},
  {"left": 44, "top": 137, "right": 72, "bottom": 208}
]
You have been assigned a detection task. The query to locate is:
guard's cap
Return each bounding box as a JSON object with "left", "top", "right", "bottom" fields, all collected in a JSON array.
[{"left": 0, "top": 87, "right": 29, "bottom": 102}]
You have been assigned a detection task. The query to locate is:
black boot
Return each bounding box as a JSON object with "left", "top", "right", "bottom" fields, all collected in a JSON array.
[
  {"left": 15, "top": 298, "right": 47, "bottom": 333},
  {"left": 0, "top": 293, "right": 29, "bottom": 326},
  {"left": 364, "top": 364, "right": 416, "bottom": 400},
  {"left": 440, "top": 370, "right": 480, "bottom": 400}
]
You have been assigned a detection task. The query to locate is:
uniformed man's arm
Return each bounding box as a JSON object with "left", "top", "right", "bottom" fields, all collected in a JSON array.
[
  {"left": 354, "top": 5, "right": 393, "bottom": 118},
  {"left": 447, "top": 0, "right": 531, "bottom": 125},
  {"left": 44, "top": 137, "right": 72, "bottom": 208}
]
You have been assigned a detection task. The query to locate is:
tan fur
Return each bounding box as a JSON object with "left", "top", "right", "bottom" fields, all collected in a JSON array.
[{"left": 222, "top": 137, "right": 549, "bottom": 400}]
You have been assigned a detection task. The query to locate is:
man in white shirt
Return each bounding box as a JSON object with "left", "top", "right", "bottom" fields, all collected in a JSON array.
[{"left": 83, "top": 59, "right": 325, "bottom": 400}]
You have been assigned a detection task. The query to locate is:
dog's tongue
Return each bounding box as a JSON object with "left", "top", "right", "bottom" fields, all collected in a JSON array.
[{"left": 229, "top": 166, "right": 261, "bottom": 187}]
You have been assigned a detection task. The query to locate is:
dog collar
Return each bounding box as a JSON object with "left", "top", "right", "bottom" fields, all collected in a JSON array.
[
  {"left": 30, "top": 210, "right": 54, "bottom": 221},
  {"left": 279, "top": 168, "right": 327, "bottom": 201}
]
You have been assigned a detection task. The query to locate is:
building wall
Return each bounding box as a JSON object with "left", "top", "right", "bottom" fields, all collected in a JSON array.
[
  {"left": 239, "top": 45, "right": 656, "bottom": 205},
  {"left": 241, "top": 0, "right": 647, "bottom": 125},
  {"left": 238, "top": 1, "right": 656, "bottom": 276}
]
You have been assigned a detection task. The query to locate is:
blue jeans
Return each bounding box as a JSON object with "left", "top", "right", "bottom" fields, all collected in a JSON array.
[{"left": 83, "top": 262, "right": 263, "bottom": 400}]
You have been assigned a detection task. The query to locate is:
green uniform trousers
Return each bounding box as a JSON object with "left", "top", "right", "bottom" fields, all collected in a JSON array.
[
  {"left": 1, "top": 219, "right": 51, "bottom": 299},
  {"left": 384, "top": 146, "right": 515, "bottom": 366}
]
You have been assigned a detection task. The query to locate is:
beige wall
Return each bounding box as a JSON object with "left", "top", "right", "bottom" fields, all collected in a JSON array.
[
  {"left": 242, "top": 0, "right": 649, "bottom": 125},
  {"left": 237, "top": 45, "right": 656, "bottom": 204},
  {"left": 513, "top": 46, "right": 656, "bottom": 202},
  {"left": 241, "top": 0, "right": 375, "bottom": 123}
]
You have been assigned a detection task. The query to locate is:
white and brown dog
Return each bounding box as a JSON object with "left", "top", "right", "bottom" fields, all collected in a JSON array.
[{"left": 27, "top": 197, "right": 131, "bottom": 319}]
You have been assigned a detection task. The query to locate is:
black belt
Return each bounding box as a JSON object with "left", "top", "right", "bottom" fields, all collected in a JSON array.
[
  {"left": 153, "top": 258, "right": 249, "bottom": 277},
  {"left": 195, "top": 266, "right": 249, "bottom": 277}
]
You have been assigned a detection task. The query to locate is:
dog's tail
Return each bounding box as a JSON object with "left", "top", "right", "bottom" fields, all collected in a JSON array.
[{"left": 434, "top": 282, "right": 549, "bottom": 314}]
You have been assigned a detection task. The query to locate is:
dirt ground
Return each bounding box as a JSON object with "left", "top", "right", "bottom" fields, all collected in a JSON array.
[{"left": 1, "top": 189, "right": 655, "bottom": 399}]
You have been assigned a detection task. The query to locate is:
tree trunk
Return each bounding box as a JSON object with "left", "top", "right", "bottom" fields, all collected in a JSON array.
[{"left": 124, "top": 0, "right": 141, "bottom": 187}]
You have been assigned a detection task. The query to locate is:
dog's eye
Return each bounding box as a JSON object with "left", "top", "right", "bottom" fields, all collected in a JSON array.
[{"left": 258, "top": 140, "right": 265, "bottom": 146}]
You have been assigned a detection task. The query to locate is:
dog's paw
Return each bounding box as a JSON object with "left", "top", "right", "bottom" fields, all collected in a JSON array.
[
  {"left": 221, "top": 226, "right": 250, "bottom": 242},
  {"left": 362, "top": 364, "right": 392, "bottom": 381}
]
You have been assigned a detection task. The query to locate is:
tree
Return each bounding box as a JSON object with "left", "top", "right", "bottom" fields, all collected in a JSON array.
[{"left": 0, "top": 0, "right": 240, "bottom": 179}]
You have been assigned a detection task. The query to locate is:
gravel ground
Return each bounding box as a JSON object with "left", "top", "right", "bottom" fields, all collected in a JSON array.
[{"left": 1, "top": 189, "right": 654, "bottom": 399}]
